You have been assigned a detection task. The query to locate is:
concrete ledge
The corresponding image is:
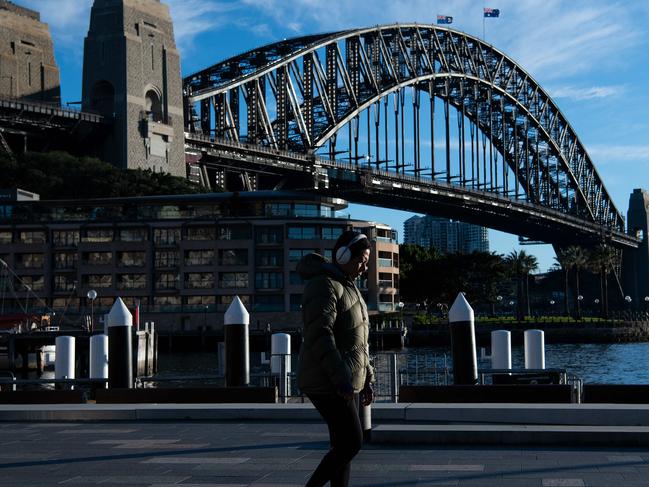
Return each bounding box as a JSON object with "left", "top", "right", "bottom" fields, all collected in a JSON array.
[
  {"left": 372, "top": 423, "right": 649, "bottom": 446},
  {"left": 0, "top": 390, "right": 85, "bottom": 404},
  {"left": 3, "top": 403, "right": 649, "bottom": 427},
  {"left": 399, "top": 385, "right": 573, "bottom": 403},
  {"left": 95, "top": 387, "right": 277, "bottom": 404}
]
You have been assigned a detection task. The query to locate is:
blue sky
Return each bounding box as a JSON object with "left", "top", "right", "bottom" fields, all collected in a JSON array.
[{"left": 20, "top": 0, "right": 649, "bottom": 272}]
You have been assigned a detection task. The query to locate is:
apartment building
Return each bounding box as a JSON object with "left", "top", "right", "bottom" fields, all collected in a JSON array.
[{"left": 0, "top": 191, "right": 399, "bottom": 331}]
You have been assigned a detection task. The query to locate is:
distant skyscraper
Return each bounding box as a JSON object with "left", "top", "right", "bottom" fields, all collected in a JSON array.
[{"left": 403, "top": 215, "right": 489, "bottom": 254}]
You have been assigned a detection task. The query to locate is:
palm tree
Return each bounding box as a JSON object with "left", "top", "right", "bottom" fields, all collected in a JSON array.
[
  {"left": 505, "top": 250, "right": 538, "bottom": 321},
  {"left": 558, "top": 246, "right": 587, "bottom": 318},
  {"left": 588, "top": 244, "right": 617, "bottom": 319}
]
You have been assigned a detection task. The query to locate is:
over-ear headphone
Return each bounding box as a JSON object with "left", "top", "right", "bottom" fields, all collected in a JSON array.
[{"left": 335, "top": 233, "right": 368, "bottom": 265}]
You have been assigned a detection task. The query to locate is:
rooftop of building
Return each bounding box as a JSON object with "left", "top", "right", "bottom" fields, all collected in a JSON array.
[{"left": 0, "top": 0, "right": 40, "bottom": 21}]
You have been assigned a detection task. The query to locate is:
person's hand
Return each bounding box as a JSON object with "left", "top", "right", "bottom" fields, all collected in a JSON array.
[
  {"left": 336, "top": 381, "right": 354, "bottom": 400},
  {"left": 360, "top": 382, "right": 374, "bottom": 406}
]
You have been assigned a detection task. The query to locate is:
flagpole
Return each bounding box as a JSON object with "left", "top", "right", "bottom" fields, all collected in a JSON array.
[{"left": 483, "top": 0, "right": 486, "bottom": 40}]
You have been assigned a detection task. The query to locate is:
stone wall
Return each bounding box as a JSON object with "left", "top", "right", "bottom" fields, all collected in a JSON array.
[{"left": 0, "top": 1, "right": 60, "bottom": 102}]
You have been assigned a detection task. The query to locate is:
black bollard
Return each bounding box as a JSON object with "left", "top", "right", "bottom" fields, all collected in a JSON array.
[
  {"left": 107, "top": 298, "right": 133, "bottom": 388},
  {"left": 449, "top": 293, "right": 478, "bottom": 385},
  {"left": 224, "top": 296, "right": 250, "bottom": 387}
]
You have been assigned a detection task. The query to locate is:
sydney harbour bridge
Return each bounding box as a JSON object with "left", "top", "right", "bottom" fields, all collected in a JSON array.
[
  {"left": 181, "top": 24, "right": 638, "bottom": 250},
  {"left": 0, "top": 22, "right": 639, "bottom": 252}
]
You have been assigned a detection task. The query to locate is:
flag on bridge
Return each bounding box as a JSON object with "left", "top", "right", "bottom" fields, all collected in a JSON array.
[
  {"left": 437, "top": 15, "right": 453, "bottom": 25},
  {"left": 484, "top": 8, "right": 500, "bottom": 18}
]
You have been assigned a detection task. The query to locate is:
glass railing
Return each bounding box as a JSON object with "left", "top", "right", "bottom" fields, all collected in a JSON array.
[{"left": 378, "top": 258, "right": 393, "bottom": 268}]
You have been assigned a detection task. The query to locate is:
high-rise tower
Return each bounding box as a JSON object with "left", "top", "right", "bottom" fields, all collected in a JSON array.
[
  {"left": 0, "top": 0, "right": 60, "bottom": 102},
  {"left": 622, "top": 188, "right": 649, "bottom": 305},
  {"left": 81, "top": 0, "right": 185, "bottom": 177}
]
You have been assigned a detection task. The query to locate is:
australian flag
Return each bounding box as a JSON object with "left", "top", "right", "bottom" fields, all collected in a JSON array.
[
  {"left": 484, "top": 8, "right": 500, "bottom": 18},
  {"left": 437, "top": 15, "right": 453, "bottom": 24}
]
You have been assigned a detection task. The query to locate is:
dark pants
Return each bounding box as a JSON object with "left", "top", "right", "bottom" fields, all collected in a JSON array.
[{"left": 306, "top": 392, "right": 362, "bottom": 487}]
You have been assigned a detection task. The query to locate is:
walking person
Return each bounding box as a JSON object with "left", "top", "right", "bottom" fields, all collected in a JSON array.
[{"left": 297, "top": 230, "right": 375, "bottom": 487}]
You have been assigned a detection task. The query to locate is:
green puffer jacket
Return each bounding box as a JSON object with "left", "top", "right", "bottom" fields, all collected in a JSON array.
[{"left": 297, "top": 253, "right": 374, "bottom": 394}]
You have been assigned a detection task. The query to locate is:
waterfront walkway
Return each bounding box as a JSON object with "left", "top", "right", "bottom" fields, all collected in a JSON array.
[{"left": 2, "top": 404, "right": 649, "bottom": 486}]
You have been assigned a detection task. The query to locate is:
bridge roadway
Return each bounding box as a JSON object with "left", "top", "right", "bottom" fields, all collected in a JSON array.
[
  {"left": 2, "top": 403, "right": 649, "bottom": 486},
  {"left": 186, "top": 133, "right": 640, "bottom": 249}
]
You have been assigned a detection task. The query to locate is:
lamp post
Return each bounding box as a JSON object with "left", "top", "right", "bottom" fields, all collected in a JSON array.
[
  {"left": 493, "top": 295, "right": 503, "bottom": 316},
  {"left": 549, "top": 300, "right": 555, "bottom": 317},
  {"left": 644, "top": 296, "right": 649, "bottom": 315},
  {"left": 577, "top": 295, "right": 584, "bottom": 320},
  {"left": 624, "top": 295, "right": 632, "bottom": 320},
  {"left": 87, "top": 289, "right": 97, "bottom": 333}
]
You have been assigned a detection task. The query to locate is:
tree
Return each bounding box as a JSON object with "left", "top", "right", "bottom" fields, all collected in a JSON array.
[
  {"left": 505, "top": 250, "right": 538, "bottom": 321},
  {"left": 0, "top": 150, "right": 209, "bottom": 199},
  {"left": 587, "top": 244, "right": 617, "bottom": 318},
  {"left": 556, "top": 246, "right": 587, "bottom": 318}
]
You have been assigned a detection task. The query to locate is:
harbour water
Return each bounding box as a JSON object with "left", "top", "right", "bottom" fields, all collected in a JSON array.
[{"left": 153, "top": 342, "right": 649, "bottom": 385}]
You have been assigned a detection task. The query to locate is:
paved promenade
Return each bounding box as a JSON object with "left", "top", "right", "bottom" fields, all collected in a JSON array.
[{"left": 2, "top": 417, "right": 649, "bottom": 486}]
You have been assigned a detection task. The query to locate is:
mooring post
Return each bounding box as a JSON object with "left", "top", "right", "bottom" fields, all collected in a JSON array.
[
  {"left": 224, "top": 296, "right": 250, "bottom": 387},
  {"left": 107, "top": 298, "right": 133, "bottom": 388},
  {"left": 449, "top": 292, "right": 478, "bottom": 385}
]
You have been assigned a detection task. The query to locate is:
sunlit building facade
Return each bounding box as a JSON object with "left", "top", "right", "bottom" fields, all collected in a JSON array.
[{"left": 0, "top": 191, "right": 399, "bottom": 332}]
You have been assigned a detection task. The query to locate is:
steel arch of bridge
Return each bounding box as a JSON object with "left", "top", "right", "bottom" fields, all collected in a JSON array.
[{"left": 183, "top": 24, "right": 625, "bottom": 237}]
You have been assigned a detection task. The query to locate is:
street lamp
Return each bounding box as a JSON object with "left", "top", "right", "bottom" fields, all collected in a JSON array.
[
  {"left": 87, "top": 289, "right": 97, "bottom": 333},
  {"left": 493, "top": 295, "right": 503, "bottom": 316}
]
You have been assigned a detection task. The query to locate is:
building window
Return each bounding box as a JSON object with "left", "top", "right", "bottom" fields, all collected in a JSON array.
[
  {"left": 117, "top": 274, "right": 147, "bottom": 290},
  {"left": 15, "top": 253, "right": 43, "bottom": 269},
  {"left": 54, "top": 252, "right": 77, "bottom": 270},
  {"left": 117, "top": 251, "right": 146, "bottom": 267},
  {"left": 378, "top": 272, "right": 393, "bottom": 288},
  {"left": 322, "top": 226, "right": 344, "bottom": 240},
  {"left": 218, "top": 224, "right": 250, "bottom": 240},
  {"left": 153, "top": 296, "right": 181, "bottom": 309},
  {"left": 218, "top": 249, "right": 248, "bottom": 266},
  {"left": 217, "top": 294, "right": 251, "bottom": 311},
  {"left": 256, "top": 250, "right": 283, "bottom": 267},
  {"left": 83, "top": 252, "right": 112, "bottom": 266},
  {"left": 324, "top": 249, "right": 333, "bottom": 262},
  {"left": 155, "top": 250, "right": 178, "bottom": 267},
  {"left": 54, "top": 275, "right": 76, "bottom": 292},
  {"left": 155, "top": 272, "right": 179, "bottom": 290},
  {"left": 19, "top": 231, "right": 45, "bottom": 244},
  {"left": 185, "top": 295, "right": 215, "bottom": 307},
  {"left": 294, "top": 203, "right": 318, "bottom": 217},
  {"left": 52, "top": 230, "right": 79, "bottom": 246},
  {"left": 82, "top": 229, "right": 113, "bottom": 243},
  {"left": 256, "top": 226, "right": 283, "bottom": 244},
  {"left": 290, "top": 294, "right": 302, "bottom": 311},
  {"left": 185, "top": 250, "right": 214, "bottom": 266},
  {"left": 287, "top": 225, "right": 317, "bottom": 240},
  {"left": 154, "top": 228, "right": 180, "bottom": 245},
  {"left": 185, "top": 226, "right": 215, "bottom": 241},
  {"left": 84, "top": 274, "right": 112, "bottom": 288},
  {"left": 185, "top": 272, "right": 214, "bottom": 289},
  {"left": 265, "top": 203, "right": 290, "bottom": 216},
  {"left": 20, "top": 275, "right": 44, "bottom": 291},
  {"left": 219, "top": 272, "right": 249, "bottom": 289},
  {"left": 378, "top": 251, "right": 393, "bottom": 268},
  {"left": 119, "top": 228, "right": 148, "bottom": 242},
  {"left": 288, "top": 249, "right": 317, "bottom": 263},
  {"left": 254, "top": 294, "right": 284, "bottom": 312},
  {"left": 0, "top": 231, "right": 11, "bottom": 244},
  {"left": 255, "top": 272, "right": 283, "bottom": 290}
]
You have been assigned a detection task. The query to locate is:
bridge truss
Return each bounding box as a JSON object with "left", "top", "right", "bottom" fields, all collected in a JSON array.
[{"left": 183, "top": 24, "right": 633, "bottom": 248}]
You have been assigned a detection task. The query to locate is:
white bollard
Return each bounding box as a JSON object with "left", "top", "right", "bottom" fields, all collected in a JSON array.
[
  {"left": 90, "top": 334, "right": 109, "bottom": 386},
  {"left": 524, "top": 329, "right": 545, "bottom": 369},
  {"left": 491, "top": 330, "right": 512, "bottom": 370},
  {"left": 270, "top": 333, "right": 291, "bottom": 375},
  {"left": 55, "top": 336, "right": 75, "bottom": 389}
]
